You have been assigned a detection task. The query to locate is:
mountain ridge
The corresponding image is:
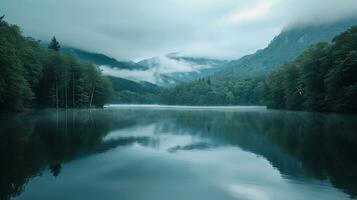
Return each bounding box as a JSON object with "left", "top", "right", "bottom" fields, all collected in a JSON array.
[
  {"left": 214, "top": 17, "right": 357, "bottom": 78},
  {"left": 61, "top": 47, "right": 147, "bottom": 70}
]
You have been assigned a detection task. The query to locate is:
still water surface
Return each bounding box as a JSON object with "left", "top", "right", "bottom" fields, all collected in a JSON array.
[{"left": 1, "top": 106, "right": 356, "bottom": 200}]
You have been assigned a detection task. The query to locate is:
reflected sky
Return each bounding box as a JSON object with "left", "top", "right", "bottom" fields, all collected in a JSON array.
[{"left": 1, "top": 107, "right": 356, "bottom": 200}]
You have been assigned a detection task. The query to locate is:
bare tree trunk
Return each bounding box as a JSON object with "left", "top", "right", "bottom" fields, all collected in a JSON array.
[
  {"left": 56, "top": 76, "right": 59, "bottom": 109},
  {"left": 89, "top": 86, "right": 95, "bottom": 108},
  {"left": 72, "top": 72, "right": 75, "bottom": 107},
  {"left": 89, "top": 109, "right": 96, "bottom": 128},
  {"left": 65, "top": 72, "right": 68, "bottom": 108}
]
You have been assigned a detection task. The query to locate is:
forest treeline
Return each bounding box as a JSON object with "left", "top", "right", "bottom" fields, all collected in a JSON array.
[
  {"left": 160, "top": 26, "right": 357, "bottom": 113},
  {"left": 0, "top": 21, "right": 112, "bottom": 111},
  {"left": 159, "top": 77, "right": 263, "bottom": 106}
]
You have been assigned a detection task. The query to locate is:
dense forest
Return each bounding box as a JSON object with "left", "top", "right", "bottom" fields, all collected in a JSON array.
[
  {"left": 159, "top": 77, "right": 263, "bottom": 106},
  {"left": 160, "top": 26, "right": 357, "bottom": 113},
  {"left": 108, "top": 76, "right": 161, "bottom": 104},
  {"left": 263, "top": 26, "right": 357, "bottom": 112},
  {"left": 0, "top": 21, "right": 112, "bottom": 111}
]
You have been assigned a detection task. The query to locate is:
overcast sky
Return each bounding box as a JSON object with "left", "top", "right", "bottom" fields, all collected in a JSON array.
[{"left": 2, "top": 0, "right": 357, "bottom": 61}]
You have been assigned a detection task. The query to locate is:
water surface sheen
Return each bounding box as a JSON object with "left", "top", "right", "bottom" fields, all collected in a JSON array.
[{"left": 1, "top": 106, "right": 357, "bottom": 200}]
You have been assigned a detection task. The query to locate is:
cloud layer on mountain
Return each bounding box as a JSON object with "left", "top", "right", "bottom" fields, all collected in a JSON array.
[{"left": 2, "top": 0, "right": 357, "bottom": 61}]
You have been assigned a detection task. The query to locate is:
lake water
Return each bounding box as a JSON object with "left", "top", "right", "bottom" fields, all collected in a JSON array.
[{"left": 1, "top": 106, "right": 356, "bottom": 200}]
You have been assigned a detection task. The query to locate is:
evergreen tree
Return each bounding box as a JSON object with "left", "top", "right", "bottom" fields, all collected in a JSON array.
[{"left": 48, "top": 37, "right": 60, "bottom": 51}]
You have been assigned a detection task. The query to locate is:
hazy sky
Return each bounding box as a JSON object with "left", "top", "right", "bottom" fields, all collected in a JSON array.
[{"left": 2, "top": 0, "right": 357, "bottom": 61}]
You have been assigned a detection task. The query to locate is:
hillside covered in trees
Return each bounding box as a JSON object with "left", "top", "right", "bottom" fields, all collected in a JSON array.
[
  {"left": 160, "top": 26, "right": 357, "bottom": 113},
  {"left": 216, "top": 18, "right": 357, "bottom": 78},
  {"left": 0, "top": 21, "right": 113, "bottom": 111},
  {"left": 159, "top": 77, "right": 263, "bottom": 106},
  {"left": 263, "top": 26, "right": 357, "bottom": 112}
]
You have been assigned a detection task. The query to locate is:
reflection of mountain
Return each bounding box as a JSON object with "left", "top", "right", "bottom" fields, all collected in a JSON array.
[
  {"left": 155, "top": 111, "right": 306, "bottom": 177},
  {"left": 160, "top": 110, "right": 357, "bottom": 198},
  {"left": 1, "top": 109, "right": 357, "bottom": 199}
]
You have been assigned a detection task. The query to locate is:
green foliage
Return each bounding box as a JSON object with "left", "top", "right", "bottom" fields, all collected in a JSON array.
[
  {"left": 0, "top": 21, "right": 112, "bottom": 111},
  {"left": 113, "top": 90, "right": 158, "bottom": 104},
  {"left": 263, "top": 26, "right": 357, "bottom": 113},
  {"left": 108, "top": 76, "right": 161, "bottom": 104},
  {"left": 160, "top": 77, "right": 264, "bottom": 106},
  {"left": 0, "top": 22, "right": 38, "bottom": 111},
  {"left": 48, "top": 37, "right": 60, "bottom": 51},
  {"left": 263, "top": 70, "right": 285, "bottom": 109}
]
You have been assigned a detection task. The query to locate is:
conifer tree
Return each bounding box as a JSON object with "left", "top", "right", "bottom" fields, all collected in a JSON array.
[{"left": 48, "top": 37, "right": 60, "bottom": 51}]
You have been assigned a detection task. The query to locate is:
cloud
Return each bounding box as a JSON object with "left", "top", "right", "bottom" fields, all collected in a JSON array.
[
  {"left": 100, "top": 55, "right": 209, "bottom": 83},
  {"left": 2, "top": 0, "right": 357, "bottom": 61}
]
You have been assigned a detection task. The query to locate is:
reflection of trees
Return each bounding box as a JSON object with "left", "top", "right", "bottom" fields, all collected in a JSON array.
[
  {"left": 1, "top": 109, "right": 356, "bottom": 199},
  {"left": 159, "top": 110, "right": 357, "bottom": 198},
  {"left": 50, "top": 163, "right": 62, "bottom": 177},
  {"left": 0, "top": 109, "right": 112, "bottom": 200},
  {"left": 0, "top": 108, "right": 163, "bottom": 200}
]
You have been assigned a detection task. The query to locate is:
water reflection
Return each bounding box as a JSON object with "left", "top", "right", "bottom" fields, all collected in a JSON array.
[{"left": 0, "top": 107, "right": 356, "bottom": 200}]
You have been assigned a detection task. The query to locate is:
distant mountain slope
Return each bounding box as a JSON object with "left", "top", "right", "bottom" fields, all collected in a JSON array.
[
  {"left": 215, "top": 18, "right": 357, "bottom": 78},
  {"left": 138, "top": 54, "right": 227, "bottom": 86},
  {"left": 108, "top": 76, "right": 162, "bottom": 104},
  {"left": 59, "top": 47, "right": 162, "bottom": 101},
  {"left": 108, "top": 76, "right": 161, "bottom": 94},
  {"left": 62, "top": 48, "right": 146, "bottom": 70},
  {"left": 60, "top": 48, "right": 227, "bottom": 87}
]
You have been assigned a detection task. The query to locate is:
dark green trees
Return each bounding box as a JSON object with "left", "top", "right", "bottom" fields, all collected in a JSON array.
[
  {"left": 37, "top": 53, "right": 113, "bottom": 108},
  {"left": 160, "top": 77, "right": 263, "bottom": 106},
  {"left": 0, "top": 21, "right": 112, "bottom": 111},
  {"left": 0, "top": 22, "right": 40, "bottom": 111},
  {"left": 263, "top": 26, "right": 357, "bottom": 113},
  {"left": 48, "top": 37, "right": 60, "bottom": 51},
  {"left": 325, "top": 28, "right": 357, "bottom": 112}
]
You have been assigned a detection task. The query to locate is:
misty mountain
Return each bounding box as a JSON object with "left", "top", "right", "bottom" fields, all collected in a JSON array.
[
  {"left": 138, "top": 53, "right": 227, "bottom": 86},
  {"left": 59, "top": 47, "right": 162, "bottom": 100},
  {"left": 61, "top": 47, "right": 227, "bottom": 87},
  {"left": 215, "top": 18, "right": 357, "bottom": 78},
  {"left": 62, "top": 48, "right": 147, "bottom": 70}
]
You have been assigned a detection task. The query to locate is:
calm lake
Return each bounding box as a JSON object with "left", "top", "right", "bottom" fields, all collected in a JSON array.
[{"left": 1, "top": 106, "right": 357, "bottom": 200}]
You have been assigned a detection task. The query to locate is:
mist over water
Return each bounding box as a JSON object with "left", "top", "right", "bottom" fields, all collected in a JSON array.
[{"left": 1, "top": 107, "right": 356, "bottom": 200}]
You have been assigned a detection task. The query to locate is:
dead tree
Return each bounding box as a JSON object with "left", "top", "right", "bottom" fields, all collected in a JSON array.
[{"left": 89, "top": 86, "right": 95, "bottom": 108}]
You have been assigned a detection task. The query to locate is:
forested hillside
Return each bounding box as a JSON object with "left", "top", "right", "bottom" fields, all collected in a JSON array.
[
  {"left": 159, "top": 77, "right": 263, "bottom": 106},
  {"left": 0, "top": 21, "right": 113, "bottom": 111},
  {"left": 216, "top": 18, "right": 357, "bottom": 78},
  {"left": 109, "top": 76, "right": 161, "bottom": 104},
  {"left": 263, "top": 26, "right": 357, "bottom": 112},
  {"left": 161, "top": 26, "right": 357, "bottom": 113}
]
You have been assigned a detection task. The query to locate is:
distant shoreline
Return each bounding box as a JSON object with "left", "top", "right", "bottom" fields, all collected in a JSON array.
[{"left": 105, "top": 104, "right": 267, "bottom": 110}]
